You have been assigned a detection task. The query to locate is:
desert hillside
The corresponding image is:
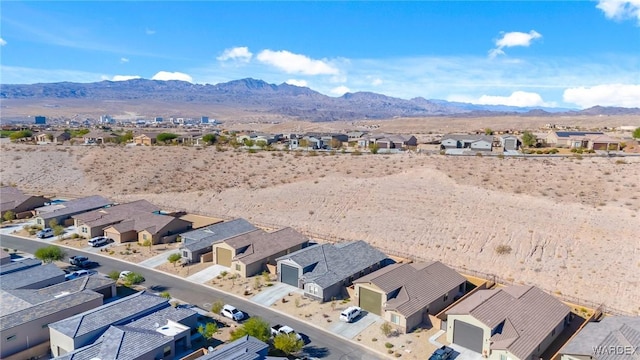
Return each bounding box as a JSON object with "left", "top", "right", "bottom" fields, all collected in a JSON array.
[{"left": 1, "top": 143, "right": 638, "bottom": 314}]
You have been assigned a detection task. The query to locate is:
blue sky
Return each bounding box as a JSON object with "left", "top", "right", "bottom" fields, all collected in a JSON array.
[{"left": 1, "top": 1, "right": 639, "bottom": 109}]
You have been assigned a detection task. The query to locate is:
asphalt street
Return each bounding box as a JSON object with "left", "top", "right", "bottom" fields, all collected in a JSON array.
[{"left": 0, "top": 234, "right": 384, "bottom": 360}]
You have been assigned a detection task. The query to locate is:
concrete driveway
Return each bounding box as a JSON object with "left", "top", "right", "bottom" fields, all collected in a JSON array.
[
  {"left": 186, "top": 264, "right": 228, "bottom": 284},
  {"left": 250, "top": 282, "right": 303, "bottom": 306},
  {"left": 329, "top": 312, "right": 383, "bottom": 339},
  {"left": 138, "top": 249, "right": 180, "bottom": 268}
]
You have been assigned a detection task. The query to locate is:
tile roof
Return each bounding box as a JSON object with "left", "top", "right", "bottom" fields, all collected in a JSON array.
[
  {"left": 447, "top": 285, "right": 570, "bottom": 360},
  {"left": 198, "top": 335, "right": 269, "bottom": 360},
  {"left": 3, "top": 276, "right": 113, "bottom": 307},
  {"left": 0, "top": 263, "right": 65, "bottom": 289},
  {"left": 73, "top": 200, "right": 161, "bottom": 228},
  {"left": 106, "top": 212, "right": 188, "bottom": 235},
  {"left": 226, "top": 227, "right": 309, "bottom": 266},
  {"left": 36, "top": 195, "right": 112, "bottom": 221},
  {"left": 0, "top": 187, "right": 31, "bottom": 212},
  {"left": 0, "top": 258, "right": 42, "bottom": 275},
  {"left": 277, "top": 240, "right": 389, "bottom": 289},
  {"left": 354, "top": 261, "right": 466, "bottom": 317},
  {"left": 182, "top": 218, "right": 257, "bottom": 252},
  {"left": 48, "top": 291, "right": 170, "bottom": 338},
  {"left": 0, "top": 289, "right": 102, "bottom": 331},
  {"left": 560, "top": 316, "right": 640, "bottom": 360},
  {"left": 442, "top": 134, "right": 494, "bottom": 143}
]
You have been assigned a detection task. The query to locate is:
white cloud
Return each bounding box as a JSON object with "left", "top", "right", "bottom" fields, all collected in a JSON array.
[
  {"left": 256, "top": 49, "right": 339, "bottom": 75},
  {"left": 371, "top": 78, "right": 383, "bottom": 86},
  {"left": 285, "top": 79, "right": 308, "bottom": 87},
  {"left": 120, "top": 57, "right": 129, "bottom": 63},
  {"left": 0, "top": 37, "right": 6, "bottom": 46},
  {"left": 217, "top": 46, "right": 253, "bottom": 63},
  {"left": 330, "top": 85, "right": 350, "bottom": 96},
  {"left": 450, "top": 91, "right": 549, "bottom": 107},
  {"left": 596, "top": 0, "right": 640, "bottom": 23},
  {"left": 489, "top": 30, "right": 542, "bottom": 58},
  {"left": 151, "top": 71, "right": 193, "bottom": 82},
  {"left": 112, "top": 75, "right": 141, "bottom": 81},
  {"left": 145, "top": 29, "right": 156, "bottom": 35},
  {"left": 563, "top": 84, "right": 640, "bottom": 108}
]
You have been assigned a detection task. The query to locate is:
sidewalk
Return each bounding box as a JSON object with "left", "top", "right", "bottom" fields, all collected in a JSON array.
[{"left": 186, "top": 264, "right": 228, "bottom": 284}]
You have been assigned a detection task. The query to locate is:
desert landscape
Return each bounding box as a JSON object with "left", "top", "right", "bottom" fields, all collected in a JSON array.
[{"left": 1, "top": 116, "right": 639, "bottom": 316}]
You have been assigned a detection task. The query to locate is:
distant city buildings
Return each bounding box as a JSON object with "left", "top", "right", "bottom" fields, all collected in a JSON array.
[
  {"left": 34, "top": 116, "right": 46, "bottom": 125},
  {"left": 201, "top": 116, "right": 209, "bottom": 124}
]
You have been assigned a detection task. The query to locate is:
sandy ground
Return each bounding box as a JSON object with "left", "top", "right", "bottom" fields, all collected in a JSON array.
[{"left": 1, "top": 135, "right": 639, "bottom": 315}]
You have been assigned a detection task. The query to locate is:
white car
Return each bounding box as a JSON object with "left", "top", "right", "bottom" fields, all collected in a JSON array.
[
  {"left": 88, "top": 236, "right": 110, "bottom": 247},
  {"left": 220, "top": 304, "right": 245, "bottom": 321},
  {"left": 119, "top": 271, "right": 132, "bottom": 280},
  {"left": 74, "top": 269, "right": 90, "bottom": 277},
  {"left": 339, "top": 306, "right": 362, "bottom": 323}
]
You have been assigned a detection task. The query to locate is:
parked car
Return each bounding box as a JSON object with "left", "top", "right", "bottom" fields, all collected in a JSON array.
[
  {"left": 36, "top": 228, "right": 54, "bottom": 238},
  {"left": 78, "top": 260, "right": 99, "bottom": 269},
  {"left": 429, "top": 346, "right": 454, "bottom": 360},
  {"left": 220, "top": 304, "right": 245, "bottom": 321},
  {"left": 88, "top": 236, "right": 110, "bottom": 247},
  {"left": 271, "top": 324, "right": 302, "bottom": 340},
  {"left": 66, "top": 269, "right": 90, "bottom": 281},
  {"left": 119, "top": 271, "right": 132, "bottom": 280},
  {"left": 69, "top": 255, "right": 89, "bottom": 266},
  {"left": 339, "top": 306, "right": 362, "bottom": 323}
]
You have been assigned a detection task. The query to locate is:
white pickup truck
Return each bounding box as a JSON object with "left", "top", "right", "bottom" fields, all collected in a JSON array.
[{"left": 271, "top": 324, "right": 302, "bottom": 341}]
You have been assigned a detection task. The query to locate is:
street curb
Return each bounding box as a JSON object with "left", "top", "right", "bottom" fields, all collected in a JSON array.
[{"left": 2, "top": 232, "right": 393, "bottom": 360}]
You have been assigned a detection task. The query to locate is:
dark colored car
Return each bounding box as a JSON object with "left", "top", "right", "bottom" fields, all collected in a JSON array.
[{"left": 429, "top": 346, "right": 454, "bottom": 360}]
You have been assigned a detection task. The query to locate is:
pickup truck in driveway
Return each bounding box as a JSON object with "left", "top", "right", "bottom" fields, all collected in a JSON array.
[{"left": 271, "top": 324, "right": 302, "bottom": 341}]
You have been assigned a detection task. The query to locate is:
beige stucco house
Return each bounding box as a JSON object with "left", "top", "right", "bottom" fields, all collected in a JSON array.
[{"left": 103, "top": 212, "right": 192, "bottom": 245}]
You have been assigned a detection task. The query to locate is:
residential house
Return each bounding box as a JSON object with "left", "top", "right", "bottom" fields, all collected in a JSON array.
[
  {"left": 545, "top": 131, "right": 604, "bottom": 148},
  {"left": 133, "top": 133, "right": 158, "bottom": 146},
  {"left": 195, "top": 336, "right": 272, "bottom": 360},
  {"left": 288, "top": 134, "right": 300, "bottom": 150},
  {"left": 320, "top": 134, "right": 349, "bottom": 149},
  {"left": 82, "top": 130, "right": 117, "bottom": 144},
  {"left": 35, "top": 131, "right": 71, "bottom": 144},
  {"left": 276, "top": 240, "right": 392, "bottom": 302},
  {"left": 358, "top": 134, "right": 386, "bottom": 148},
  {"left": 445, "top": 285, "right": 571, "bottom": 360},
  {"left": 585, "top": 135, "right": 621, "bottom": 151},
  {"left": 102, "top": 212, "right": 192, "bottom": 245},
  {"left": 49, "top": 291, "right": 197, "bottom": 358},
  {"left": 0, "top": 275, "right": 112, "bottom": 359},
  {"left": 559, "top": 316, "right": 640, "bottom": 360},
  {"left": 0, "top": 186, "right": 50, "bottom": 219},
  {"left": 354, "top": 261, "right": 467, "bottom": 333},
  {"left": 73, "top": 200, "right": 161, "bottom": 239},
  {"left": 180, "top": 218, "right": 257, "bottom": 263},
  {"left": 440, "top": 134, "right": 494, "bottom": 152},
  {"left": 34, "top": 195, "right": 112, "bottom": 228},
  {"left": 0, "top": 249, "right": 10, "bottom": 265},
  {"left": 347, "top": 131, "right": 367, "bottom": 142},
  {"left": 212, "top": 227, "right": 309, "bottom": 278},
  {"left": 303, "top": 135, "right": 324, "bottom": 150},
  {"left": 499, "top": 135, "right": 521, "bottom": 151},
  {"left": 0, "top": 263, "right": 65, "bottom": 290},
  {"left": 0, "top": 258, "right": 42, "bottom": 275}
]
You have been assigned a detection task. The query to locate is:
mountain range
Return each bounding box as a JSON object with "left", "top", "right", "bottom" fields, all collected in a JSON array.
[{"left": 2, "top": 78, "right": 639, "bottom": 122}]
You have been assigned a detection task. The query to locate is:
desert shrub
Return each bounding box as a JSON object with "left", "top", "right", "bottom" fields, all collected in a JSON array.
[
  {"left": 495, "top": 244, "right": 512, "bottom": 255},
  {"left": 385, "top": 342, "right": 394, "bottom": 349},
  {"left": 210, "top": 300, "right": 224, "bottom": 314}
]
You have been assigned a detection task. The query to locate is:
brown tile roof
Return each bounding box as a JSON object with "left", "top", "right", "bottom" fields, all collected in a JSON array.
[
  {"left": 74, "top": 200, "right": 161, "bottom": 228},
  {"left": 447, "top": 285, "right": 570, "bottom": 360},
  {"left": 355, "top": 261, "right": 466, "bottom": 317},
  {"left": 108, "top": 213, "right": 189, "bottom": 236},
  {"left": 0, "top": 187, "right": 39, "bottom": 213},
  {"left": 226, "top": 227, "right": 309, "bottom": 266}
]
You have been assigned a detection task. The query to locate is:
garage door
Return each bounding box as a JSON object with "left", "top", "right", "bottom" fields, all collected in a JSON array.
[
  {"left": 280, "top": 264, "right": 299, "bottom": 287},
  {"left": 216, "top": 248, "right": 232, "bottom": 267},
  {"left": 453, "top": 320, "right": 483, "bottom": 353},
  {"left": 359, "top": 287, "right": 382, "bottom": 315}
]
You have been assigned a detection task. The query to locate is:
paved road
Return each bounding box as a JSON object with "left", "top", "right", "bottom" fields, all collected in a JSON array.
[{"left": 0, "top": 234, "right": 383, "bottom": 360}]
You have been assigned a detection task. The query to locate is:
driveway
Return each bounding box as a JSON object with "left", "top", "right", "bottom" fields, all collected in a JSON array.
[
  {"left": 138, "top": 249, "right": 180, "bottom": 268},
  {"left": 329, "top": 312, "right": 383, "bottom": 339},
  {"left": 185, "top": 264, "right": 228, "bottom": 284},
  {"left": 251, "top": 282, "right": 303, "bottom": 306},
  {"left": 429, "top": 329, "right": 483, "bottom": 360}
]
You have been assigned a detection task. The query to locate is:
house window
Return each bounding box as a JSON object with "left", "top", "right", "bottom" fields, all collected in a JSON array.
[
  {"left": 163, "top": 346, "right": 171, "bottom": 357},
  {"left": 443, "top": 293, "right": 448, "bottom": 302},
  {"left": 235, "top": 264, "right": 241, "bottom": 271},
  {"left": 309, "top": 285, "right": 318, "bottom": 295},
  {"left": 500, "top": 354, "right": 507, "bottom": 360},
  {"left": 182, "top": 251, "right": 188, "bottom": 258},
  {"left": 391, "top": 314, "right": 400, "bottom": 324},
  {"left": 142, "top": 234, "right": 148, "bottom": 240},
  {"left": 6, "top": 334, "right": 16, "bottom": 341},
  {"left": 81, "top": 227, "right": 87, "bottom": 233}
]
